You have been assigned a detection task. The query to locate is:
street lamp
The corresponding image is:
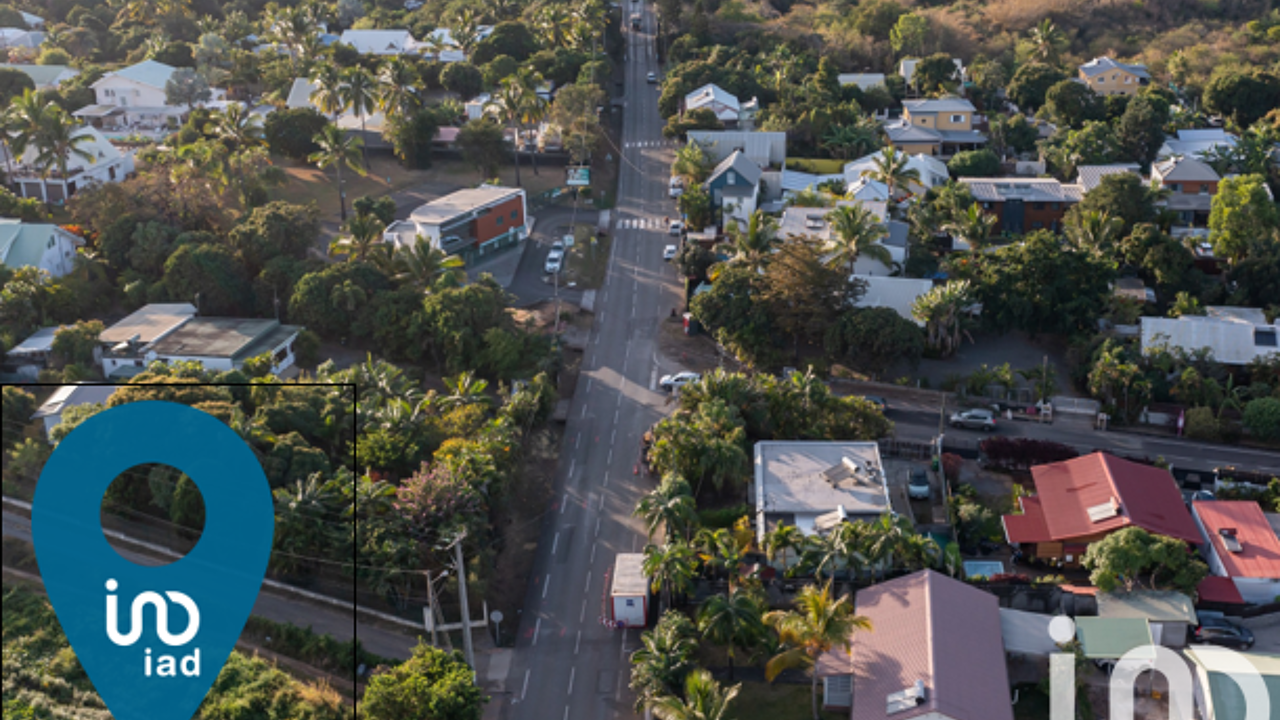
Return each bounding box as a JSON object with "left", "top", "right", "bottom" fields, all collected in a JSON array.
[{"left": 423, "top": 568, "right": 450, "bottom": 647}]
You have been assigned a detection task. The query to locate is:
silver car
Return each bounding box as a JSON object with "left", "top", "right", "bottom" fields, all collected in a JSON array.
[{"left": 950, "top": 408, "right": 997, "bottom": 431}]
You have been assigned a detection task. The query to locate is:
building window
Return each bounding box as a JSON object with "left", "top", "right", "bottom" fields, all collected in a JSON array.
[
  {"left": 625, "top": 599, "right": 635, "bottom": 607},
  {"left": 1200, "top": 185, "right": 1209, "bottom": 194},
  {"left": 1125, "top": 76, "right": 1132, "bottom": 83},
  {"left": 1031, "top": 221, "right": 1043, "bottom": 229},
  {"left": 1032, "top": 202, "right": 1045, "bottom": 210},
  {"left": 1169, "top": 183, "right": 1180, "bottom": 193},
  {"left": 950, "top": 114, "right": 964, "bottom": 123},
  {"left": 273, "top": 347, "right": 288, "bottom": 364},
  {"left": 1050, "top": 202, "right": 1060, "bottom": 210},
  {"left": 727, "top": 171, "right": 736, "bottom": 185},
  {"left": 1256, "top": 329, "right": 1278, "bottom": 347},
  {"left": 510, "top": 210, "right": 518, "bottom": 219},
  {"left": 496, "top": 215, "right": 503, "bottom": 225}
]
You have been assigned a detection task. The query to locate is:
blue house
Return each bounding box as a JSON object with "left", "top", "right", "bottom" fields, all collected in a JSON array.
[{"left": 704, "top": 150, "right": 762, "bottom": 228}]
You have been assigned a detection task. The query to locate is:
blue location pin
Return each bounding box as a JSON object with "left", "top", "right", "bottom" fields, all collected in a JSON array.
[{"left": 32, "top": 400, "right": 275, "bottom": 720}]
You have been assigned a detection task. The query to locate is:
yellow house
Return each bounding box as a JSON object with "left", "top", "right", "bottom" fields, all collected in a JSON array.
[
  {"left": 1077, "top": 57, "right": 1150, "bottom": 96},
  {"left": 885, "top": 97, "right": 987, "bottom": 158}
]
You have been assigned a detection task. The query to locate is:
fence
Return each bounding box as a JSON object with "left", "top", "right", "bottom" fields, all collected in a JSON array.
[
  {"left": 878, "top": 438, "right": 934, "bottom": 460},
  {"left": 1050, "top": 396, "right": 1100, "bottom": 415}
]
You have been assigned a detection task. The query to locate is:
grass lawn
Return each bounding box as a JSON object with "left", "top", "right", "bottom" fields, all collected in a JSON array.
[
  {"left": 785, "top": 158, "right": 846, "bottom": 174},
  {"left": 733, "top": 681, "right": 843, "bottom": 720},
  {"left": 564, "top": 221, "right": 610, "bottom": 289}
]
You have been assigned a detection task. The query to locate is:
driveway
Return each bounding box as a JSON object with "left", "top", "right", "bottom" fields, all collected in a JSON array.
[{"left": 505, "top": 206, "right": 592, "bottom": 308}]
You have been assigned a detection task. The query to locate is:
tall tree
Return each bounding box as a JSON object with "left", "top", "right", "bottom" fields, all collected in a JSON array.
[
  {"left": 329, "top": 212, "right": 383, "bottom": 262},
  {"left": 342, "top": 66, "right": 378, "bottom": 170},
  {"left": 642, "top": 540, "right": 698, "bottom": 611},
  {"left": 634, "top": 474, "right": 697, "bottom": 542},
  {"left": 826, "top": 203, "right": 890, "bottom": 277},
  {"left": 308, "top": 123, "right": 366, "bottom": 221},
  {"left": 649, "top": 669, "right": 740, "bottom": 720},
  {"left": 911, "top": 280, "right": 974, "bottom": 358},
  {"left": 361, "top": 642, "right": 484, "bottom": 720},
  {"left": 698, "top": 589, "right": 766, "bottom": 682},
  {"left": 309, "top": 64, "right": 346, "bottom": 120},
  {"left": 765, "top": 583, "right": 872, "bottom": 720},
  {"left": 861, "top": 147, "right": 920, "bottom": 210},
  {"left": 486, "top": 76, "right": 526, "bottom": 187},
  {"left": 378, "top": 57, "right": 422, "bottom": 119},
  {"left": 1028, "top": 19, "right": 1066, "bottom": 64},
  {"left": 32, "top": 105, "right": 94, "bottom": 196},
  {"left": 1065, "top": 210, "right": 1124, "bottom": 258},
  {"left": 723, "top": 210, "right": 780, "bottom": 271},
  {"left": 941, "top": 203, "right": 997, "bottom": 251}
]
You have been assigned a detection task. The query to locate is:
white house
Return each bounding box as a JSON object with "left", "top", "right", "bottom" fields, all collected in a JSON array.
[
  {"left": 74, "top": 60, "right": 226, "bottom": 130},
  {"left": 753, "top": 440, "right": 889, "bottom": 544},
  {"left": 1141, "top": 306, "right": 1280, "bottom": 366},
  {"left": 99, "top": 304, "right": 301, "bottom": 379},
  {"left": 684, "top": 83, "right": 744, "bottom": 126},
  {"left": 899, "top": 57, "right": 965, "bottom": 87},
  {"left": 421, "top": 25, "right": 494, "bottom": 62},
  {"left": 285, "top": 77, "right": 388, "bottom": 146},
  {"left": 383, "top": 185, "right": 528, "bottom": 263},
  {"left": 0, "top": 63, "right": 78, "bottom": 89},
  {"left": 843, "top": 151, "right": 949, "bottom": 197},
  {"left": 685, "top": 130, "right": 787, "bottom": 168},
  {"left": 1158, "top": 128, "right": 1238, "bottom": 161},
  {"left": 778, "top": 200, "right": 905, "bottom": 276},
  {"left": 853, "top": 276, "right": 934, "bottom": 324},
  {"left": 3, "top": 326, "right": 57, "bottom": 379},
  {"left": 1192, "top": 500, "right": 1280, "bottom": 605},
  {"left": 338, "top": 29, "right": 420, "bottom": 55},
  {"left": 3, "top": 125, "right": 134, "bottom": 203},
  {"left": 0, "top": 220, "right": 85, "bottom": 277},
  {"left": 31, "top": 384, "right": 116, "bottom": 439},
  {"left": 0, "top": 27, "right": 44, "bottom": 50}
]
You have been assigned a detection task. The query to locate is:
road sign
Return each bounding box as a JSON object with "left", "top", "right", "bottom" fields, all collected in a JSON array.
[{"left": 567, "top": 167, "right": 591, "bottom": 186}]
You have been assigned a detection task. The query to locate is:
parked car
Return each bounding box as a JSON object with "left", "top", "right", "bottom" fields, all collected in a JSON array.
[
  {"left": 863, "top": 395, "right": 887, "bottom": 411},
  {"left": 550, "top": 238, "right": 565, "bottom": 252},
  {"left": 1190, "top": 616, "right": 1255, "bottom": 649},
  {"left": 908, "top": 469, "right": 931, "bottom": 500},
  {"left": 668, "top": 220, "right": 684, "bottom": 236},
  {"left": 647, "top": 71, "right": 657, "bottom": 83},
  {"left": 544, "top": 249, "right": 564, "bottom": 274},
  {"left": 663, "top": 244, "right": 677, "bottom": 261},
  {"left": 668, "top": 176, "right": 684, "bottom": 198},
  {"left": 950, "top": 408, "right": 997, "bottom": 431},
  {"left": 659, "top": 371, "right": 701, "bottom": 392}
]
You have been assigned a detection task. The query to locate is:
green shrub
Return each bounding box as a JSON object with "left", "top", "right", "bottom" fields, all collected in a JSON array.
[{"left": 697, "top": 504, "right": 751, "bottom": 529}]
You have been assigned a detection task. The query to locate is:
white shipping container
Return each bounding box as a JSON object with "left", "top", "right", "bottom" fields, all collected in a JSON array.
[{"left": 609, "top": 553, "right": 649, "bottom": 628}]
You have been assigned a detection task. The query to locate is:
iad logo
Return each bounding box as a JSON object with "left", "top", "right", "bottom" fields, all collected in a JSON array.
[
  {"left": 1048, "top": 616, "right": 1272, "bottom": 720},
  {"left": 32, "top": 401, "right": 274, "bottom": 720}
]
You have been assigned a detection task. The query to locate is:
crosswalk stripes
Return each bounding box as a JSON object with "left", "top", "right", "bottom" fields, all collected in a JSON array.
[
  {"left": 617, "top": 218, "right": 666, "bottom": 230},
  {"left": 623, "top": 140, "right": 675, "bottom": 149}
]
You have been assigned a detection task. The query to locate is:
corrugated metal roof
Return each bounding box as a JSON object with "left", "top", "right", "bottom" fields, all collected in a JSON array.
[
  {"left": 903, "top": 97, "right": 976, "bottom": 114},
  {"left": 1197, "top": 576, "right": 1245, "bottom": 604},
  {"left": 32, "top": 384, "right": 117, "bottom": 419},
  {"left": 1097, "top": 591, "right": 1197, "bottom": 624},
  {"left": 685, "top": 83, "right": 739, "bottom": 112},
  {"left": 0, "top": 221, "right": 83, "bottom": 271},
  {"left": 1078, "top": 57, "right": 1149, "bottom": 79},
  {"left": 107, "top": 60, "right": 178, "bottom": 90},
  {"left": 1195, "top": 501, "right": 1280, "bottom": 579},
  {"left": 961, "top": 178, "right": 1084, "bottom": 204},
  {"left": 1075, "top": 617, "right": 1155, "bottom": 659},
  {"left": 1153, "top": 156, "right": 1220, "bottom": 182},
  {"left": 100, "top": 303, "right": 196, "bottom": 344},
  {"left": 707, "top": 150, "right": 762, "bottom": 187},
  {"left": 1186, "top": 648, "right": 1280, "bottom": 720},
  {"left": 1142, "top": 311, "right": 1279, "bottom": 365},
  {"left": 853, "top": 276, "right": 934, "bottom": 325},
  {"left": 999, "top": 608, "right": 1059, "bottom": 656},
  {"left": 1075, "top": 164, "right": 1140, "bottom": 192},
  {"left": 611, "top": 553, "right": 648, "bottom": 596}
]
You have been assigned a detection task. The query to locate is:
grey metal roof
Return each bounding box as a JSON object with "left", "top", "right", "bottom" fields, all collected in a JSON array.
[
  {"left": 1078, "top": 57, "right": 1150, "bottom": 79},
  {"left": 706, "top": 149, "right": 762, "bottom": 187},
  {"left": 884, "top": 121, "right": 941, "bottom": 144},
  {"left": 937, "top": 129, "right": 988, "bottom": 144},
  {"left": 884, "top": 220, "right": 909, "bottom": 247},
  {"left": 1076, "top": 164, "right": 1140, "bottom": 192},
  {"left": 960, "top": 178, "right": 1084, "bottom": 203},
  {"left": 100, "top": 303, "right": 196, "bottom": 344},
  {"left": 1153, "top": 156, "right": 1220, "bottom": 183},
  {"left": 7, "top": 326, "right": 58, "bottom": 356},
  {"left": 903, "top": 97, "right": 976, "bottom": 114}
]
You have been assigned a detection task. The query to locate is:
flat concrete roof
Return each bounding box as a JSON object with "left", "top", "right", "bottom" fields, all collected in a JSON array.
[
  {"left": 612, "top": 553, "right": 647, "bottom": 596},
  {"left": 755, "top": 441, "right": 889, "bottom": 518},
  {"left": 409, "top": 186, "right": 524, "bottom": 226},
  {"left": 100, "top": 303, "right": 195, "bottom": 344},
  {"left": 147, "top": 317, "right": 296, "bottom": 360}
]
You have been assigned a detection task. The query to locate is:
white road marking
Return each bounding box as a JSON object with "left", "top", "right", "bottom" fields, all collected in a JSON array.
[
  {"left": 575, "top": 433, "right": 581, "bottom": 449},
  {"left": 595, "top": 517, "right": 601, "bottom": 536},
  {"left": 586, "top": 379, "right": 592, "bottom": 393},
  {"left": 620, "top": 629, "right": 629, "bottom": 662},
  {"left": 564, "top": 706, "right": 570, "bottom": 720},
  {"left": 584, "top": 571, "right": 592, "bottom": 595},
  {"left": 567, "top": 667, "right": 576, "bottom": 695},
  {"left": 551, "top": 532, "right": 559, "bottom": 555},
  {"left": 600, "top": 494, "right": 605, "bottom": 511},
  {"left": 533, "top": 617, "right": 542, "bottom": 646},
  {"left": 575, "top": 629, "right": 582, "bottom": 655},
  {"left": 580, "top": 598, "right": 587, "bottom": 622},
  {"left": 522, "top": 669, "right": 530, "bottom": 699},
  {"left": 603, "top": 470, "right": 610, "bottom": 488},
  {"left": 650, "top": 366, "right": 658, "bottom": 390},
  {"left": 569, "top": 459, "right": 576, "bottom": 478},
  {"left": 611, "top": 429, "right": 617, "bottom": 445},
  {"left": 543, "top": 573, "right": 551, "bottom": 599},
  {"left": 581, "top": 404, "right": 587, "bottom": 418},
  {"left": 613, "top": 411, "right": 619, "bottom": 426},
  {"left": 607, "top": 448, "right": 613, "bottom": 464},
  {"left": 560, "top": 493, "right": 567, "bottom": 514},
  {"left": 590, "top": 542, "right": 597, "bottom": 563}
]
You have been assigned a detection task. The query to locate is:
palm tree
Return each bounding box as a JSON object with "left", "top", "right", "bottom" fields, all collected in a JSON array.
[
  {"left": 342, "top": 66, "right": 378, "bottom": 171},
  {"left": 698, "top": 589, "right": 766, "bottom": 682},
  {"left": 631, "top": 612, "right": 699, "bottom": 712},
  {"left": 821, "top": 119, "right": 882, "bottom": 160},
  {"left": 1029, "top": 19, "right": 1065, "bottom": 64},
  {"left": 32, "top": 107, "right": 95, "bottom": 199},
  {"left": 205, "top": 103, "right": 265, "bottom": 149},
  {"left": 329, "top": 213, "right": 383, "bottom": 261},
  {"left": 765, "top": 582, "right": 873, "bottom": 720},
  {"left": 671, "top": 142, "right": 715, "bottom": 184},
  {"left": 383, "top": 235, "right": 465, "bottom": 292},
  {"left": 516, "top": 69, "right": 549, "bottom": 175},
  {"left": 441, "top": 371, "right": 491, "bottom": 410},
  {"left": 694, "top": 527, "right": 748, "bottom": 588},
  {"left": 649, "top": 669, "right": 740, "bottom": 720},
  {"left": 861, "top": 147, "right": 920, "bottom": 211},
  {"left": 642, "top": 540, "right": 698, "bottom": 610},
  {"left": 942, "top": 203, "right": 998, "bottom": 251},
  {"left": 724, "top": 210, "right": 780, "bottom": 271},
  {"left": 309, "top": 64, "right": 346, "bottom": 121},
  {"left": 1065, "top": 209, "right": 1124, "bottom": 257},
  {"left": 634, "top": 474, "right": 697, "bottom": 541},
  {"left": 272, "top": 472, "right": 341, "bottom": 574},
  {"left": 377, "top": 57, "right": 421, "bottom": 119},
  {"left": 826, "top": 203, "right": 891, "bottom": 277},
  {"left": 308, "top": 123, "right": 365, "bottom": 221},
  {"left": 911, "top": 280, "right": 974, "bottom": 358},
  {"left": 487, "top": 76, "right": 526, "bottom": 187},
  {"left": 764, "top": 524, "right": 805, "bottom": 573},
  {"left": 4, "top": 89, "right": 47, "bottom": 178}
]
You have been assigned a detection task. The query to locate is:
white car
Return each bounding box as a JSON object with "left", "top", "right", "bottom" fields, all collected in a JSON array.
[
  {"left": 550, "top": 238, "right": 565, "bottom": 252},
  {"left": 907, "top": 468, "right": 931, "bottom": 500},
  {"left": 647, "top": 71, "right": 657, "bottom": 84},
  {"left": 545, "top": 249, "right": 564, "bottom": 274},
  {"left": 668, "top": 177, "right": 684, "bottom": 198},
  {"left": 949, "top": 408, "right": 997, "bottom": 431},
  {"left": 668, "top": 220, "right": 684, "bottom": 236},
  {"left": 663, "top": 244, "right": 678, "bottom": 261},
  {"left": 659, "top": 371, "right": 701, "bottom": 392}
]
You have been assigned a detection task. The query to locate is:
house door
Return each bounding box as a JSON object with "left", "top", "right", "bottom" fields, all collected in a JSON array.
[{"left": 1004, "top": 199, "right": 1024, "bottom": 235}]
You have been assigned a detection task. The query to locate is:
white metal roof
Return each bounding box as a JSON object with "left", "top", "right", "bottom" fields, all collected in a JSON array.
[
  {"left": 903, "top": 97, "right": 976, "bottom": 114},
  {"left": 407, "top": 186, "right": 525, "bottom": 226},
  {"left": 1141, "top": 309, "right": 1279, "bottom": 365},
  {"left": 32, "top": 384, "right": 117, "bottom": 420},
  {"left": 611, "top": 553, "right": 648, "bottom": 596},
  {"left": 339, "top": 29, "right": 418, "bottom": 54},
  {"left": 853, "top": 276, "right": 934, "bottom": 325},
  {"left": 96, "top": 60, "right": 178, "bottom": 91},
  {"left": 685, "top": 83, "right": 739, "bottom": 113}
]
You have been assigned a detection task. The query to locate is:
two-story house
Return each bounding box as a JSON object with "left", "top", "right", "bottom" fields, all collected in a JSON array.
[
  {"left": 3, "top": 125, "right": 134, "bottom": 203},
  {"left": 338, "top": 29, "right": 421, "bottom": 55},
  {"left": 959, "top": 178, "right": 1084, "bottom": 236},
  {"left": 74, "top": 60, "right": 226, "bottom": 131},
  {"left": 383, "top": 185, "right": 528, "bottom": 264},
  {"left": 704, "top": 150, "right": 762, "bottom": 227},
  {"left": 0, "top": 220, "right": 85, "bottom": 277},
  {"left": 1151, "top": 155, "right": 1219, "bottom": 229},
  {"left": 883, "top": 97, "right": 986, "bottom": 157},
  {"left": 1077, "top": 57, "right": 1150, "bottom": 96}
]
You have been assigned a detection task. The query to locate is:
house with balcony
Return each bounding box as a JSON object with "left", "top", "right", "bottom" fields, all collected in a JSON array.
[
  {"left": 1077, "top": 57, "right": 1150, "bottom": 96},
  {"left": 383, "top": 185, "right": 528, "bottom": 264},
  {"left": 1141, "top": 306, "right": 1279, "bottom": 366},
  {"left": 1002, "top": 452, "right": 1202, "bottom": 568},
  {"left": 99, "top": 303, "right": 300, "bottom": 379},
  {"left": 1151, "top": 155, "right": 1220, "bottom": 229},
  {"left": 0, "top": 220, "right": 85, "bottom": 277},
  {"left": 883, "top": 97, "right": 986, "bottom": 157},
  {"left": 959, "top": 178, "right": 1084, "bottom": 236},
  {"left": 73, "top": 60, "right": 226, "bottom": 131},
  {"left": 3, "top": 125, "right": 134, "bottom": 203},
  {"left": 815, "top": 569, "right": 1013, "bottom": 718}
]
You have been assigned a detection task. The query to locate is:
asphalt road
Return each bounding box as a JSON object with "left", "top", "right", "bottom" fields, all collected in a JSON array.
[{"left": 503, "top": 7, "right": 676, "bottom": 720}]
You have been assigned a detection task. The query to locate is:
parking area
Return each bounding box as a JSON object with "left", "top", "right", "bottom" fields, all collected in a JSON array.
[{"left": 883, "top": 458, "right": 946, "bottom": 525}]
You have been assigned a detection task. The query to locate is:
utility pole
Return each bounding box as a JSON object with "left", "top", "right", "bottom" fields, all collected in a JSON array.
[
  {"left": 424, "top": 570, "right": 441, "bottom": 647},
  {"left": 452, "top": 533, "right": 475, "bottom": 670}
]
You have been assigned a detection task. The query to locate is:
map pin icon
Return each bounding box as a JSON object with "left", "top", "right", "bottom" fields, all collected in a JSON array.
[{"left": 32, "top": 400, "right": 275, "bottom": 720}]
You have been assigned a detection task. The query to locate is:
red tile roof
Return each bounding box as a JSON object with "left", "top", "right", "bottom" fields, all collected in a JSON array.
[
  {"left": 1001, "top": 452, "right": 1200, "bottom": 544},
  {"left": 1194, "top": 500, "right": 1280, "bottom": 578},
  {"left": 836, "top": 570, "right": 1014, "bottom": 720},
  {"left": 1003, "top": 496, "right": 1050, "bottom": 544},
  {"left": 1196, "top": 576, "right": 1245, "bottom": 605}
]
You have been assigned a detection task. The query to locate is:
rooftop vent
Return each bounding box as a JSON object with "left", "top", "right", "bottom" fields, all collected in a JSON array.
[
  {"left": 1219, "top": 528, "right": 1243, "bottom": 553},
  {"left": 805, "top": 214, "right": 826, "bottom": 230},
  {"left": 887, "top": 680, "right": 927, "bottom": 715},
  {"left": 1086, "top": 497, "right": 1121, "bottom": 523}
]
